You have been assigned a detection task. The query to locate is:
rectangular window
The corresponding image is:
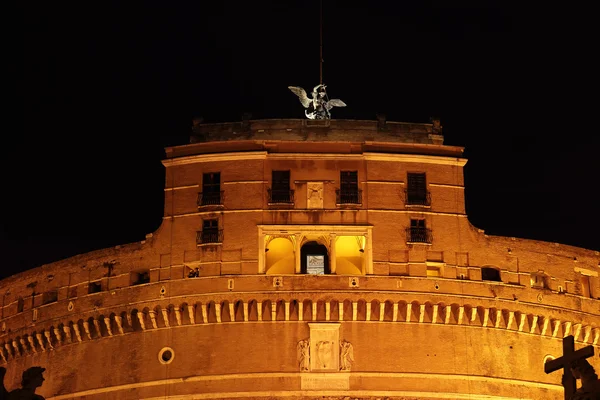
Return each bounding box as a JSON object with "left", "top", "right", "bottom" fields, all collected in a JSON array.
[
  {"left": 201, "top": 172, "right": 222, "bottom": 206},
  {"left": 406, "top": 173, "right": 430, "bottom": 206},
  {"left": 42, "top": 291, "right": 58, "bottom": 305},
  {"left": 131, "top": 270, "right": 150, "bottom": 286},
  {"left": 200, "top": 219, "right": 221, "bottom": 244},
  {"left": 580, "top": 275, "right": 591, "bottom": 297},
  {"left": 530, "top": 273, "right": 546, "bottom": 289},
  {"left": 270, "top": 170, "right": 293, "bottom": 203},
  {"left": 17, "top": 297, "right": 24, "bottom": 313},
  {"left": 89, "top": 281, "right": 102, "bottom": 294},
  {"left": 338, "top": 171, "right": 361, "bottom": 204}
]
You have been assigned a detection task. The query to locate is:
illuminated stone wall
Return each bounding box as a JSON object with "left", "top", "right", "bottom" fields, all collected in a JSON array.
[{"left": 0, "top": 119, "right": 598, "bottom": 399}]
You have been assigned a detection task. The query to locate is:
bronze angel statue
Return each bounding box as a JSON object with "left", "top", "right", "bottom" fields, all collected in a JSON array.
[{"left": 288, "top": 84, "right": 346, "bottom": 119}]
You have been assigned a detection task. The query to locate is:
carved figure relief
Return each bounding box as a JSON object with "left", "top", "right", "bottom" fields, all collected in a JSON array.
[
  {"left": 339, "top": 340, "right": 354, "bottom": 371},
  {"left": 297, "top": 339, "right": 310, "bottom": 372},
  {"left": 307, "top": 182, "right": 323, "bottom": 209},
  {"left": 309, "top": 323, "right": 340, "bottom": 371},
  {"left": 316, "top": 340, "right": 334, "bottom": 369}
]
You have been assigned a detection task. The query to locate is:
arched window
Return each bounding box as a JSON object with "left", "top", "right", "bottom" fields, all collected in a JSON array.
[
  {"left": 301, "top": 241, "right": 330, "bottom": 274},
  {"left": 481, "top": 267, "right": 501, "bottom": 282}
]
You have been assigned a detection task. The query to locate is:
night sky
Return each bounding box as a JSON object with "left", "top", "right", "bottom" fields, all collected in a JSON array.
[{"left": 8, "top": 2, "right": 598, "bottom": 280}]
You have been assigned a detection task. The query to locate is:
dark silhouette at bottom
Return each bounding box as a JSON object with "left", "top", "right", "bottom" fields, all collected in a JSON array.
[{"left": 0, "top": 366, "right": 46, "bottom": 400}]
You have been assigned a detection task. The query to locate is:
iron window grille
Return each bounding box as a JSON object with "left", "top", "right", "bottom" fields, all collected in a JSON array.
[
  {"left": 197, "top": 219, "right": 222, "bottom": 245},
  {"left": 406, "top": 227, "right": 432, "bottom": 243},
  {"left": 336, "top": 188, "right": 362, "bottom": 205},
  {"left": 197, "top": 191, "right": 224, "bottom": 206},
  {"left": 196, "top": 229, "right": 224, "bottom": 245},
  {"left": 406, "top": 173, "right": 430, "bottom": 206},
  {"left": 406, "top": 219, "right": 432, "bottom": 243},
  {"left": 268, "top": 188, "right": 295, "bottom": 204},
  {"left": 338, "top": 171, "right": 361, "bottom": 205}
]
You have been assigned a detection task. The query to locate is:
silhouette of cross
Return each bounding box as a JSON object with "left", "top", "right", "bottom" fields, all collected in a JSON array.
[{"left": 544, "top": 335, "right": 594, "bottom": 400}]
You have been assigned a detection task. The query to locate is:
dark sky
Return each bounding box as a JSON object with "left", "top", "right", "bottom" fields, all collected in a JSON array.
[{"left": 7, "top": 2, "right": 598, "bottom": 280}]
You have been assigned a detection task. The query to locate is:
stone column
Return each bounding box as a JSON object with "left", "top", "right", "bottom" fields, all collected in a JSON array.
[
  {"left": 294, "top": 234, "right": 302, "bottom": 274},
  {"left": 258, "top": 228, "right": 266, "bottom": 274},
  {"left": 329, "top": 233, "right": 337, "bottom": 274},
  {"left": 365, "top": 231, "right": 373, "bottom": 274}
]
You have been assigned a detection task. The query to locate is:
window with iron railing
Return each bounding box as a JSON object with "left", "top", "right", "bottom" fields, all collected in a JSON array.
[
  {"left": 197, "top": 219, "right": 223, "bottom": 245},
  {"left": 406, "top": 173, "right": 430, "bottom": 206},
  {"left": 337, "top": 171, "right": 361, "bottom": 205},
  {"left": 406, "top": 219, "right": 432, "bottom": 243},
  {"left": 199, "top": 172, "right": 223, "bottom": 206},
  {"left": 269, "top": 170, "right": 294, "bottom": 204},
  {"left": 268, "top": 188, "right": 295, "bottom": 204}
]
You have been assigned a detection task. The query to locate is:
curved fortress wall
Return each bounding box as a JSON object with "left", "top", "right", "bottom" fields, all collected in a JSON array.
[{"left": 0, "top": 119, "right": 598, "bottom": 399}]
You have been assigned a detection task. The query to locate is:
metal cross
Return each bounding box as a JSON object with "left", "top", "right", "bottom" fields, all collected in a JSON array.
[{"left": 544, "top": 335, "right": 595, "bottom": 400}]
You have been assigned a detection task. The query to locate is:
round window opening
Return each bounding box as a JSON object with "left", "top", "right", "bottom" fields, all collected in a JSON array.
[{"left": 158, "top": 347, "right": 175, "bottom": 364}]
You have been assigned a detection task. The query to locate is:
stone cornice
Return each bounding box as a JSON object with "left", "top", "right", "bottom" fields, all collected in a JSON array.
[
  {"left": 2, "top": 293, "right": 598, "bottom": 367},
  {"left": 363, "top": 153, "right": 468, "bottom": 166},
  {"left": 161, "top": 151, "right": 268, "bottom": 167}
]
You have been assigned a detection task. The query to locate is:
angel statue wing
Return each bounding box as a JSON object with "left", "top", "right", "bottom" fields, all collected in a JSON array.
[
  {"left": 288, "top": 86, "right": 312, "bottom": 108},
  {"left": 325, "top": 99, "right": 347, "bottom": 111}
]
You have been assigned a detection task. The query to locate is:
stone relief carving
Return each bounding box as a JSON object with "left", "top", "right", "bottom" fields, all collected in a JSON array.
[
  {"left": 340, "top": 340, "right": 354, "bottom": 371},
  {"left": 297, "top": 339, "right": 310, "bottom": 372},
  {"left": 315, "top": 340, "right": 334, "bottom": 369},
  {"left": 307, "top": 182, "right": 323, "bottom": 209}
]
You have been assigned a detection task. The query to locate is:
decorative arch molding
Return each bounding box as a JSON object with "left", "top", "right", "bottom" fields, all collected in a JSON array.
[
  {"left": 1, "top": 295, "right": 598, "bottom": 365},
  {"left": 258, "top": 225, "right": 373, "bottom": 274}
]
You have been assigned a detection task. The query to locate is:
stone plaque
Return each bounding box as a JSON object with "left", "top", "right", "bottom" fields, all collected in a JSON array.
[
  {"left": 307, "top": 182, "right": 323, "bottom": 209},
  {"left": 301, "top": 373, "right": 350, "bottom": 390},
  {"left": 308, "top": 323, "right": 340, "bottom": 372}
]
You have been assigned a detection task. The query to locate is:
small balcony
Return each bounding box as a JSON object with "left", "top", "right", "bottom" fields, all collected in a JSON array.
[
  {"left": 196, "top": 230, "right": 224, "bottom": 245},
  {"left": 405, "top": 227, "right": 433, "bottom": 244},
  {"left": 405, "top": 190, "right": 431, "bottom": 207},
  {"left": 268, "top": 188, "right": 294, "bottom": 205},
  {"left": 336, "top": 189, "right": 362, "bottom": 206},
  {"left": 197, "top": 191, "right": 224, "bottom": 207}
]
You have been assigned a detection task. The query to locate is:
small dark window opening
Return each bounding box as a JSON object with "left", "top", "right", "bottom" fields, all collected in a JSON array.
[
  {"left": 17, "top": 297, "right": 24, "bottom": 313},
  {"left": 201, "top": 172, "right": 222, "bottom": 205},
  {"left": 88, "top": 281, "right": 102, "bottom": 294},
  {"left": 42, "top": 291, "right": 58, "bottom": 305},
  {"left": 270, "top": 170, "right": 293, "bottom": 203},
  {"left": 200, "top": 219, "right": 221, "bottom": 244},
  {"left": 68, "top": 286, "right": 78, "bottom": 299},
  {"left": 131, "top": 270, "right": 150, "bottom": 286},
  {"left": 481, "top": 267, "right": 502, "bottom": 282},
  {"left": 407, "top": 173, "right": 430, "bottom": 206}
]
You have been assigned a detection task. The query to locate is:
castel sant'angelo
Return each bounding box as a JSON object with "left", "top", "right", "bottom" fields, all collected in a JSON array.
[{"left": 0, "top": 115, "right": 599, "bottom": 399}]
